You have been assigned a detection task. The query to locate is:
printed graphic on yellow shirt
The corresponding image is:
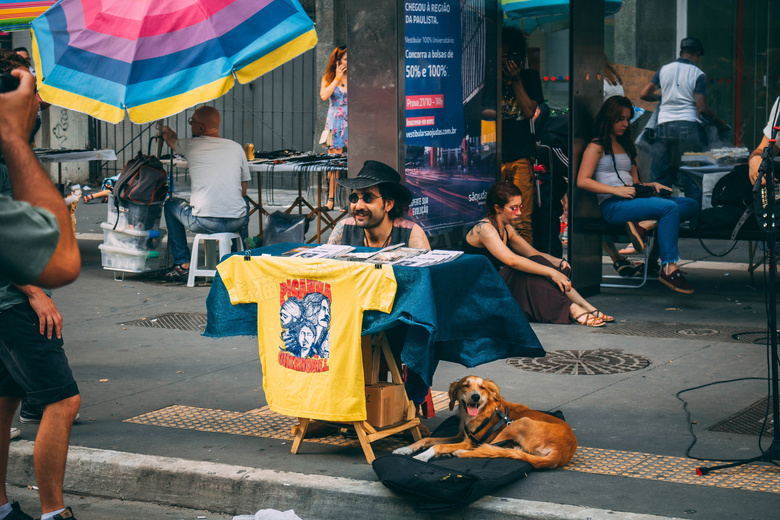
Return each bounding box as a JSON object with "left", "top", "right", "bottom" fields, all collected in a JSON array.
[{"left": 278, "top": 279, "right": 331, "bottom": 374}]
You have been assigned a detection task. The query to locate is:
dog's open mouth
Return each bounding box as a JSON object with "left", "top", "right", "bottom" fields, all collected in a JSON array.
[{"left": 461, "top": 399, "right": 480, "bottom": 416}]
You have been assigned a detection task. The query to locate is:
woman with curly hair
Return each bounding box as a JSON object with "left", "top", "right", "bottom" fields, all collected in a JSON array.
[
  {"left": 577, "top": 96, "right": 698, "bottom": 294},
  {"left": 465, "top": 182, "right": 611, "bottom": 327},
  {"left": 319, "top": 46, "right": 348, "bottom": 210}
]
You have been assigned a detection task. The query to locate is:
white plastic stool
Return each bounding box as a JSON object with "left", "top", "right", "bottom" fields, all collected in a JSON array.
[{"left": 187, "top": 232, "right": 243, "bottom": 287}]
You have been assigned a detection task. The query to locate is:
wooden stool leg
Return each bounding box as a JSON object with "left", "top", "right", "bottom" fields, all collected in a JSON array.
[
  {"left": 353, "top": 421, "right": 376, "bottom": 463},
  {"left": 291, "top": 418, "right": 311, "bottom": 454}
]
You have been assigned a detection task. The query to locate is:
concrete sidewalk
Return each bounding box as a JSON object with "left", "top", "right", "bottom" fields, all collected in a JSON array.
[{"left": 9, "top": 200, "right": 779, "bottom": 519}]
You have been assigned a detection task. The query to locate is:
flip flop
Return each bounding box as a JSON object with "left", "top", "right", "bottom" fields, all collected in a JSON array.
[
  {"left": 570, "top": 312, "right": 605, "bottom": 327},
  {"left": 589, "top": 309, "right": 614, "bottom": 322}
]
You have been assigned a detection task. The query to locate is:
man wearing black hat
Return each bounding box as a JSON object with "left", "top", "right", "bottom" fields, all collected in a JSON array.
[
  {"left": 327, "top": 160, "right": 430, "bottom": 250},
  {"left": 640, "top": 37, "right": 728, "bottom": 208}
]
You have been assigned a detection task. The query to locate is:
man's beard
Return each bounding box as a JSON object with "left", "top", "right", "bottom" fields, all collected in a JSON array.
[{"left": 353, "top": 208, "right": 384, "bottom": 229}]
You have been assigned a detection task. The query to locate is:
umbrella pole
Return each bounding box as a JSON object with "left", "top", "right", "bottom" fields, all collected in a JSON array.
[{"left": 155, "top": 120, "right": 164, "bottom": 157}]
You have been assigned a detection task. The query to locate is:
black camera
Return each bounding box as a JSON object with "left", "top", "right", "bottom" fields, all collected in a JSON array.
[
  {"left": 0, "top": 74, "right": 19, "bottom": 93},
  {"left": 632, "top": 184, "right": 656, "bottom": 198},
  {"left": 658, "top": 187, "right": 673, "bottom": 198}
]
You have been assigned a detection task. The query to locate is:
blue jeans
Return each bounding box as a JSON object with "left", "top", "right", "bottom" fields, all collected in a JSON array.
[
  {"left": 600, "top": 196, "right": 698, "bottom": 266},
  {"left": 651, "top": 121, "right": 706, "bottom": 207},
  {"left": 164, "top": 197, "right": 248, "bottom": 265}
]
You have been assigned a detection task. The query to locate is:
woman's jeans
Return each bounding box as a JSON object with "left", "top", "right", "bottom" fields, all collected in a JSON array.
[
  {"left": 600, "top": 196, "right": 698, "bottom": 266},
  {"left": 164, "top": 197, "right": 248, "bottom": 265}
]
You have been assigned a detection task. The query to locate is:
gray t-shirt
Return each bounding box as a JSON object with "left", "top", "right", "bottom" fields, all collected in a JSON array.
[
  {"left": 0, "top": 162, "right": 56, "bottom": 308},
  {"left": 176, "top": 136, "right": 251, "bottom": 218}
]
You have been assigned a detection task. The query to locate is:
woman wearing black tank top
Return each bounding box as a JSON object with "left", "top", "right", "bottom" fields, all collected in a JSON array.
[{"left": 465, "top": 182, "right": 611, "bottom": 327}]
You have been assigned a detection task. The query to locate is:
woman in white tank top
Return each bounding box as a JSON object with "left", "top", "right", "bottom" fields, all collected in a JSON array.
[{"left": 577, "top": 97, "right": 699, "bottom": 294}]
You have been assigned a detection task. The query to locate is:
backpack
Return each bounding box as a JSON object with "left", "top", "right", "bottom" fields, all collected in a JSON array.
[
  {"left": 710, "top": 163, "right": 753, "bottom": 208},
  {"left": 113, "top": 151, "right": 168, "bottom": 205}
]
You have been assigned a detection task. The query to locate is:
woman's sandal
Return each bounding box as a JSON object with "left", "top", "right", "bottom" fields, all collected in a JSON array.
[
  {"left": 325, "top": 197, "right": 335, "bottom": 211},
  {"left": 570, "top": 313, "right": 605, "bottom": 327},
  {"left": 589, "top": 309, "right": 614, "bottom": 322}
]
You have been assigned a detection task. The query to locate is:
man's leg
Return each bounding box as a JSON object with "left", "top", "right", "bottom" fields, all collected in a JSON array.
[
  {"left": 650, "top": 123, "right": 676, "bottom": 190},
  {"left": 675, "top": 122, "right": 707, "bottom": 207},
  {"left": 502, "top": 158, "right": 534, "bottom": 245},
  {"left": 0, "top": 397, "right": 20, "bottom": 509},
  {"left": 163, "top": 198, "right": 195, "bottom": 267},
  {"left": 34, "top": 394, "right": 80, "bottom": 515}
]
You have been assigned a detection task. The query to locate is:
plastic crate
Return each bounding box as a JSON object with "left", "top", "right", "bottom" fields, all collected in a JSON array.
[
  {"left": 100, "top": 222, "right": 166, "bottom": 251},
  {"left": 98, "top": 243, "right": 163, "bottom": 273},
  {"left": 106, "top": 194, "right": 163, "bottom": 232}
]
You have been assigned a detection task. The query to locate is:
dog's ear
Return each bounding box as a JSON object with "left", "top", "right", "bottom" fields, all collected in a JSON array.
[
  {"left": 485, "top": 378, "right": 501, "bottom": 400},
  {"left": 448, "top": 379, "right": 461, "bottom": 410}
]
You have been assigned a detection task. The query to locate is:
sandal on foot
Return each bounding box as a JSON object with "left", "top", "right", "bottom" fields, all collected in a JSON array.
[
  {"left": 163, "top": 264, "right": 189, "bottom": 283},
  {"left": 570, "top": 312, "right": 605, "bottom": 327},
  {"left": 325, "top": 197, "right": 335, "bottom": 210},
  {"left": 589, "top": 309, "right": 614, "bottom": 322}
]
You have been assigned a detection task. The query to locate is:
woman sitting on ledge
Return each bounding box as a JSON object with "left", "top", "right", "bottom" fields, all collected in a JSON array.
[
  {"left": 465, "top": 181, "right": 611, "bottom": 327},
  {"left": 576, "top": 96, "right": 698, "bottom": 294}
]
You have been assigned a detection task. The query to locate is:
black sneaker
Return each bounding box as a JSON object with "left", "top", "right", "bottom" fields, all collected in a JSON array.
[
  {"left": 50, "top": 507, "right": 76, "bottom": 520},
  {"left": 19, "top": 403, "right": 79, "bottom": 425},
  {"left": 6, "top": 501, "right": 34, "bottom": 520},
  {"left": 658, "top": 267, "right": 694, "bottom": 294},
  {"left": 162, "top": 264, "right": 189, "bottom": 283}
]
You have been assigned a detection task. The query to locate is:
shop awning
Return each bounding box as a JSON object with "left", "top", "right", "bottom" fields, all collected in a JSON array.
[{"left": 503, "top": 0, "right": 623, "bottom": 26}]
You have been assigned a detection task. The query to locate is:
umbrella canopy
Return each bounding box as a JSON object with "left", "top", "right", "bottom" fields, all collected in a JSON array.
[
  {"left": 31, "top": 0, "right": 317, "bottom": 124},
  {"left": 0, "top": 1, "right": 55, "bottom": 32},
  {"left": 503, "top": 0, "right": 623, "bottom": 27}
]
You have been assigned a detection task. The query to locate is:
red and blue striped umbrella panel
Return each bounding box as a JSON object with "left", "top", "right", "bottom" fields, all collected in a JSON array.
[{"left": 31, "top": 0, "right": 317, "bottom": 123}]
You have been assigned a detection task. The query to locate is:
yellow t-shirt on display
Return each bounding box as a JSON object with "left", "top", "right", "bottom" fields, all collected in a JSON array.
[{"left": 218, "top": 255, "right": 397, "bottom": 422}]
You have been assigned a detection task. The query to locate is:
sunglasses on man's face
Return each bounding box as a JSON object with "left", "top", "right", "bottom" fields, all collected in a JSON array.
[
  {"left": 188, "top": 117, "right": 203, "bottom": 126},
  {"left": 349, "top": 192, "right": 382, "bottom": 205}
]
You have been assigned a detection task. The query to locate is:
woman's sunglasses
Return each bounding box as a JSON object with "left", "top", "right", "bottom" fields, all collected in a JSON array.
[{"left": 348, "top": 193, "right": 382, "bottom": 204}]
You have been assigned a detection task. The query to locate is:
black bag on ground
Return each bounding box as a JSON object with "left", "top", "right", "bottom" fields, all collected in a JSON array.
[
  {"left": 113, "top": 151, "right": 168, "bottom": 205},
  {"left": 372, "top": 415, "right": 534, "bottom": 513}
]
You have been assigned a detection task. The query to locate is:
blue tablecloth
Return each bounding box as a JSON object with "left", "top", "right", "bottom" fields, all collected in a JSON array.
[{"left": 204, "top": 243, "right": 545, "bottom": 386}]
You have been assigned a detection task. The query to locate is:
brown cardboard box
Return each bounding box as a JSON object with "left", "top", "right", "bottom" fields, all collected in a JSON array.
[{"left": 365, "top": 383, "right": 406, "bottom": 428}]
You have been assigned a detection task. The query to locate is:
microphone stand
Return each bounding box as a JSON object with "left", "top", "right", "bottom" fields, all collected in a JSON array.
[{"left": 696, "top": 118, "right": 780, "bottom": 475}]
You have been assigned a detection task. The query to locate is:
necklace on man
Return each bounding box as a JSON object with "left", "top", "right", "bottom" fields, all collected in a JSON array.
[{"left": 363, "top": 229, "right": 392, "bottom": 248}]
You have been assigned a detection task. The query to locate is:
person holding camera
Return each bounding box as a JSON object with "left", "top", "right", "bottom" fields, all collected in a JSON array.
[
  {"left": 498, "top": 25, "right": 544, "bottom": 245},
  {"left": 577, "top": 96, "right": 698, "bottom": 294}
]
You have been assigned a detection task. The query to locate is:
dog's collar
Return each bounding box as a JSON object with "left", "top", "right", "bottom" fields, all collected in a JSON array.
[{"left": 465, "top": 406, "right": 513, "bottom": 445}]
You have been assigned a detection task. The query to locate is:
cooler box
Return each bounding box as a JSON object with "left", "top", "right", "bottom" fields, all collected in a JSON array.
[
  {"left": 98, "top": 244, "right": 163, "bottom": 273},
  {"left": 100, "top": 222, "right": 166, "bottom": 251},
  {"left": 106, "top": 194, "right": 163, "bottom": 232}
]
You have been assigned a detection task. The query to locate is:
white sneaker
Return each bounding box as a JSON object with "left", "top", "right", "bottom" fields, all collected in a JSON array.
[{"left": 10, "top": 427, "right": 20, "bottom": 440}]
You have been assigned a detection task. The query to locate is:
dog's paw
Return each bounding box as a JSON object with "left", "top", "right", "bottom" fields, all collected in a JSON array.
[
  {"left": 393, "top": 446, "right": 414, "bottom": 456},
  {"left": 413, "top": 447, "right": 436, "bottom": 462},
  {"left": 453, "top": 449, "right": 467, "bottom": 457}
]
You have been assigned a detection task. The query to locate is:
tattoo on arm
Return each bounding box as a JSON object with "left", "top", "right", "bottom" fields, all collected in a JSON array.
[{"left": 328, "top": 222, "right": 344, "bottom": 244}]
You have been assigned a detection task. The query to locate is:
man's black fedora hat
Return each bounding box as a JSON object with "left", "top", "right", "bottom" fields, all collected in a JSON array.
[{"left": 337, "top": 160, "right": 412, "bottom": 207}]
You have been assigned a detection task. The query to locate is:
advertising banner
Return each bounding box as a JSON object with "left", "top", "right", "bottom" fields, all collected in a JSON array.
[{"left": 404, "top": 0, "right": 499, "bottom": 236}]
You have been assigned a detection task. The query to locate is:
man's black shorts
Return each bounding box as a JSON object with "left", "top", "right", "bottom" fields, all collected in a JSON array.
[{"left": 0, "top": 302, "right": 79, "bottom": 406}]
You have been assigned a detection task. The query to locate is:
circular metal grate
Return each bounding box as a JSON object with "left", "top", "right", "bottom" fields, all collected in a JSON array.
[
  {"left": 677, "top": 328, "right": 718, "bottom": 337},
  {"left": 507, "top": 349, "right": 651, "bottom": 375}
]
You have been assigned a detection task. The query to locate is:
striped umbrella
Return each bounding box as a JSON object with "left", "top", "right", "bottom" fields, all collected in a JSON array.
[
  {"left": 0, "top": 1, "right": 55, "bottom": 31},
  {"left": 31, "top": 0, "right": 317, "bottom": 124}
]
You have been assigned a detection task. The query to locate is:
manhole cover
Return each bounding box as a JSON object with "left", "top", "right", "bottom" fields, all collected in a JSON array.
[
  {"left": 120, "top": 312, "right": 207, "bottom": 332},
  {"left": 594, "top": 322, "right": 764, "bottom": 344},
  {"left": 507, "top": 349, "right": 651, "bottom": 375},
  {"left": 708, "top": 397, "right": 775, "bottom": 436},
  {"left": 677, "top": 328, "right": 719, "bottom": 336}
]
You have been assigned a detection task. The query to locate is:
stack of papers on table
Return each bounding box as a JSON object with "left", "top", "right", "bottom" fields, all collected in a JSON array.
[
  {"left": 393, "top": 249, "right": 463, "bottom": 267},
  {"left": 287, "top": 244, "right": 355, "bottom": 258}
]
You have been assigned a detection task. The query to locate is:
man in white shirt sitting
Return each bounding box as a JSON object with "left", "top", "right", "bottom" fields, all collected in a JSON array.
[{"left": 161, "top": 106, "right": 250, "bottom": 282}]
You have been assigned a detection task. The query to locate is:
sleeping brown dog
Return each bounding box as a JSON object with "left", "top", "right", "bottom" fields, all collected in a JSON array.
[{"left": 393, "top": 375, "right": 577, "bottom": 469}]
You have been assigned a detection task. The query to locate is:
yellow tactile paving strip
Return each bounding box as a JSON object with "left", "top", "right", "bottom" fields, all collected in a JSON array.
[{"left": 125, "top": 392, "right": 780, "bottom": 494}]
